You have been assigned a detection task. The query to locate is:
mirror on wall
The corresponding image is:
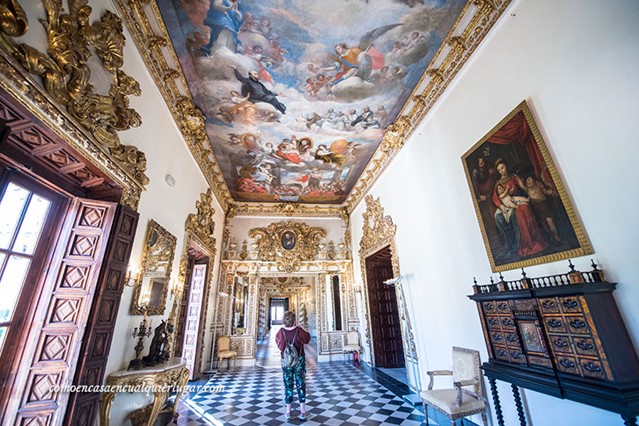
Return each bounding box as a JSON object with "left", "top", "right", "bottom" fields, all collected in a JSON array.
[
  {"left": 325, "top": 275, "right": 343, "bottom": 331},
  {"left": 232, "top": 275, "right": 249, "bottom": 335},
  {"left": 131, "top": 220, "right": 177, "bottom": 315}
]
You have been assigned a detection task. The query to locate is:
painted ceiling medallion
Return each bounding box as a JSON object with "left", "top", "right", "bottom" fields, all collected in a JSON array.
[
  {"left": 155, "top": 0, "right": 468, "bottom": 204},
  {"left": 249, "top": 221, "right": 326, "bottom": 272}
]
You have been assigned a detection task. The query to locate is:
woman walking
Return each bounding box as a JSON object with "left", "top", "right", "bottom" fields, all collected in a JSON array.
[{"left": 276, "top": 311, "right": 311, "bottom": 420}]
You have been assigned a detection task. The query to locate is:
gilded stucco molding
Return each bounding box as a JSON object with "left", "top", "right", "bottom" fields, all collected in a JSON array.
[
  {"left": 344, "top": 0, "right": 512, "bottom": 213},
  {"left": 113, "top": 0, "right": 232, "bottom": 210},
  {"left": 229, "top": 202, "right": 348, "bottom": 221},
  {"left": 168, "top": 189, "right": 217, "bottom": 359},
  {"left": 0, "top": 0, "right": 149, "bottom": 190},
  {"left": 249, "top": 221, "right": 327, "bottom": 272}
]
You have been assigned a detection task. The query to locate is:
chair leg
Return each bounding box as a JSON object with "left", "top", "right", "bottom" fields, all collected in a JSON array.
[
  {"left": 425, "top": 406, "right": 429, "bottom": 425},
  {"left": 481, "top": 411, "right": 488, "bottom": 426}
]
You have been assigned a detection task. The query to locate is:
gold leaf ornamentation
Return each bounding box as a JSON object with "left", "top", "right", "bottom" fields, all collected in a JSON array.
[
  {"left": 0, "top": 1, "right": 148, "bottom": 186},
  {"left": 249, "top": 221, "right": 326, "bottom": 272}
]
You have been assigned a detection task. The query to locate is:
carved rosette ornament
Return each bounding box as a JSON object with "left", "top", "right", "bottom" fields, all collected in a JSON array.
[
  {"left": 0, "top": 0, "right": 148, "bottom": 186},
  {"left": 249, "top": 221, "right": 326, "bottom": 272}
]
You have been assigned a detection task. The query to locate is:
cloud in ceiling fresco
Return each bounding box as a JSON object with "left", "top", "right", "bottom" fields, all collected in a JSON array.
[{"left": 158, "top": 0, "right": 466, "bottom": 204}]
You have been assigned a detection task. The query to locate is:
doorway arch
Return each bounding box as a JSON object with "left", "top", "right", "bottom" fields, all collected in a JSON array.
[{"left": 358, "top": 195, "right": 420, "bottom": 391}]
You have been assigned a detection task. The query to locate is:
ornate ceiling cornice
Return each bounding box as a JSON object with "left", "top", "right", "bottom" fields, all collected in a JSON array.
[
  {"left": 115, "top": 0, "right": 511, "bottom": 215},
  {"left": 113, "top": 0, "right": 232, "bottom": 210},
  {"left": 228, "top": 202, "right": 348, "bottom": 222}
]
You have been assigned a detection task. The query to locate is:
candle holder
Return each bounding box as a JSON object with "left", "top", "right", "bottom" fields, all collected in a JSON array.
[{"left": 128, "top": 312, "right": 152, "bottom": 370}]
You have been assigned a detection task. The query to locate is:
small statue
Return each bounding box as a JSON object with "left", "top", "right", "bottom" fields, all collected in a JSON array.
[{"left": 143, "top": 320, "right": 173, "bottom": 366}]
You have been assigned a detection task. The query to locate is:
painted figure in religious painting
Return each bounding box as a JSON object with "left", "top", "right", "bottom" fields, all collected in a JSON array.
[
  {"left": 201, "top": 0, "right": 244, "bottom": 55},
  {"left": 233, "top": 67, "right": 286, "bottom": 114}
]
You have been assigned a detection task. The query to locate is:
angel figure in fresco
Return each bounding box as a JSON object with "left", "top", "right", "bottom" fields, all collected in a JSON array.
[
  {"left": 327, "top": 24, "right": 401, "bottom": 85},
  {"left": 314, "top": 140, "right": 348, "bottom": 168},
  {"left": 217, "top": 90, "right": 257, "bottom": 123}
]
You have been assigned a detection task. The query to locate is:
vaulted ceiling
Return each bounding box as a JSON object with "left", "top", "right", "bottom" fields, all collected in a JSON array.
[
  {"left": 157, "top": 0, "right": 465, "bottom": 204},
  {"left": 117, "top": 0, "right": 509, "bottom": 211}
]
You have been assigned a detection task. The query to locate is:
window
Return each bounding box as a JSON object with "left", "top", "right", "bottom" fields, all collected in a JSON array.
[{"left": 0, "top": 171, "right": 64, "bottom": 359}]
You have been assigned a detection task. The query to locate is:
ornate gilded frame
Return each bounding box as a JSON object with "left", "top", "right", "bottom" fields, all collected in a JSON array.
[
  {"left": 131, "top": 219, "right": 177, "bottom": 315},
  {"left": 358, "top": 195, "right": 418, "bottom": 368},
  {"left": 167, "top": 189, "right": 217, "bottom": 366},
  {"left": 249, "top": 221, "right": 326, "bottom": 272},
  {"left": 461, "top": 100, "right": 593, "bottom": 272}
]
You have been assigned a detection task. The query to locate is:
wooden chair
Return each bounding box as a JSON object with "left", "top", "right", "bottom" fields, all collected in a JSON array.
[
  {"left": 420, "top": 347, "right": 488, "bottom": 426},
  {"left": 217, "top": 336, "right": 237, "bottom": 368},
  {"left": 342, "top": 331, "right": 361, "bottom": 363}
]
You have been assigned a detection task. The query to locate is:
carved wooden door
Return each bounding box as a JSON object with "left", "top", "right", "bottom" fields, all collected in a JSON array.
[
  {"left": 4, "top": 197, "right": 116, "bottom": 425},
  {"left": 365, "top": 247, "right": 405, "bottom": 368},
  {"left": 174, "top": 258, "right": 194, "bottom": 357},
  {"left": 64, "top": 205, "right": 138, "bottom": 426},
  {"left": 182, "top": 263, "right": 207, "bottom": 379}
]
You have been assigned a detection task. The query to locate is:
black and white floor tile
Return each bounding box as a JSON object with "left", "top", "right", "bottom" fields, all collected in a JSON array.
[{"left": 170, "top": 328, "right": 434, "bottom": 425}]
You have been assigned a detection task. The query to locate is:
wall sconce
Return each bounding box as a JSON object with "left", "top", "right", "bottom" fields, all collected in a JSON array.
[
  {"left": 169, "top": 277, "right": 181, "bottom": 297},
  {"left": 125, "top": 266, "right": 141, "bottom": 288}
]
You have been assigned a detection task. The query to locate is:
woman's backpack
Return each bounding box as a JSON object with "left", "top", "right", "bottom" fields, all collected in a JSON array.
[{"left": 281, "top": 328, "right": 301, "bottom": 369}]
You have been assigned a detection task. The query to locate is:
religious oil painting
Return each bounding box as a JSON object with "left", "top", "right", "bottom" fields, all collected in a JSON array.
[
  {"left": 157, "top": 0, "right": 467, "bottom": 203},
  {"left": 519, "top": 321, "right": 545, "bottom": 354},
  {"left": 281, "top": 230, "right": 296, "bottom": 251},
  {"left": 462, "top": 101, "right": 592, "bottom": 272}
]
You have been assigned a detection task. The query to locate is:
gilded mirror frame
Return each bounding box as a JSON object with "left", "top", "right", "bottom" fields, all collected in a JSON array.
[{"left": 131, "top": 219, "right": 177, "bottom": 315}]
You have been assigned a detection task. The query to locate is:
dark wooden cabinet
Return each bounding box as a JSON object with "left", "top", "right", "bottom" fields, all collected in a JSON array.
[{"left": 469, "top": 268, "right": 639, "bottom": 425}]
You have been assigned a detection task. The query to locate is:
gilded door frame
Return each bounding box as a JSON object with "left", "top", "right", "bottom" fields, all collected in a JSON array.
[{"left": 358, "top": 195, "right": 419, "bottom": 389}]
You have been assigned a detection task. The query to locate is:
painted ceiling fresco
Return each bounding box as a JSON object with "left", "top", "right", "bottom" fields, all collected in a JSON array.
[{"left": 158, "top": 0, "right": 466, "bottom": 204}]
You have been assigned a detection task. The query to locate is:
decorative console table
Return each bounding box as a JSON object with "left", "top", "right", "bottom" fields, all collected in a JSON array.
[
  {"left": 469, "top": 265, "right": 639, "bottom": 426},
  {"left": 99, "top": 359, "right": 190, "bottom": 426}
]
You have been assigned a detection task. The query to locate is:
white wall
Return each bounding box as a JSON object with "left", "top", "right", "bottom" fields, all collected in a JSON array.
[{"left": 351, "top": 0, "right": 639, "bottom": 425}]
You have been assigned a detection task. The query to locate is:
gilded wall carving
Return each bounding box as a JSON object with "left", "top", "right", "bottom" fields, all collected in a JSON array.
[
  {"left": 168, "top": 189, "right": 217, "bottom": 361},
  {"left": 249, "top": 221, "right": 326, "bottom": 272},
  {"left": 0, "top": 0, "right": 149, "bottom": 192}
]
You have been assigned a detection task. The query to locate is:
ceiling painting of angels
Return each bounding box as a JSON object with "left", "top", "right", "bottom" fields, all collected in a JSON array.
[{"left": 158, "top": 0, "right": 467, "bottom": 203}]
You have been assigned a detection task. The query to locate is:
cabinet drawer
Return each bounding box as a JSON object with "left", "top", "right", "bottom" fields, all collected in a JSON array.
[
  {"left": 557, "top": 355, "right": 580, "bottom": 375},
  {"left": 490, "top": 331, "right": 505, "bottom": 345},
  {"left": 500, "top": 316, "right": 516, "bottom": 330},
  {"left": 573, "top": 337, "right": 597, "bottom": 357},
  {"left": 580, "top": 358, "right": 605, "bottom": 380},
  {"left": 566, "top": 315, "right": 590, "bottom": 335},
  {"left": 482, "top": 301, "right": 496, "bottom": 314},
  {"left": 544, "top": 316, "right": 567, "bottom": 333},
  {"left": 496, "top": 301, "right": 511, "bottom": 313},
  {"left": 493, "top": 345, "right": 510, "bottom": 362},
  {"left": 509, "top": 349, "right": 526, "bottom": 364},
  {"left": 486, "top": 315, "right": 501, "bottom": 330},
  {"left": 559, "top": 297, "right": 581, "bottom": 313},
  {"left": 539, "top": 298, "right": 560, "bottom": 314},
  {"left": 504, "top": 332, "right": 521, "bottom": 348},
  {"left": 549, "top": 334, "right": 573, "bottom": 354}
]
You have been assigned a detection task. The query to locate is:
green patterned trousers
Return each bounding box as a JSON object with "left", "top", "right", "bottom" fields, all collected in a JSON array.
[{"left": 282, "top": 356, "right": 306, "bottom": 404}]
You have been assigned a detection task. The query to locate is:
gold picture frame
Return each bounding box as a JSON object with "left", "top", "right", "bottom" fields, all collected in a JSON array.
[
  {"left": 462, "top": 100, "right": 592, "bottom": 272},
  {"left": 131, "top": 220, "right": 177, "bottom": 315}
]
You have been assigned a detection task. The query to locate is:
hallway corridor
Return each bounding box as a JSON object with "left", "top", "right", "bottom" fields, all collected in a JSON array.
[{"left": 171, "top": 329, "right": 428, "bottom": 425}]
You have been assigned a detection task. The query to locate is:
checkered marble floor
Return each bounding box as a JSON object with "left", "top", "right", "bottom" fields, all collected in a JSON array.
[{"left": 170, "top": 329, "right": 432, "bottom": 425}]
